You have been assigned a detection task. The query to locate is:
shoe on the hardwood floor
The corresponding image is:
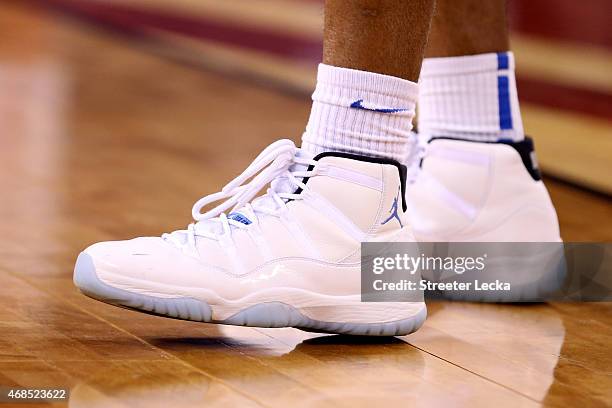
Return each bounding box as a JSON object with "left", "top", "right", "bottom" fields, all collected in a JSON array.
[
  {"left": 405, "top": 135, "right": 565, "bottom": 301},
  {"left": 74, "top": 139, "right": 426, "bottom": 336}
]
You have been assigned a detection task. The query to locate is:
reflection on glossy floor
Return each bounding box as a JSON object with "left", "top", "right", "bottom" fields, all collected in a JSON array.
[{"left": 1, "top": 3, "right": 611, "bottom": 407}]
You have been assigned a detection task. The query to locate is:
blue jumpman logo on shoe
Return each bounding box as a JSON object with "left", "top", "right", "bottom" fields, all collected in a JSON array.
[
  {"left": 350, "top": 99, "right": 409, "bottom": 113},
  {"left": 381, "top": 188, "right": 403, "bottom": 228}
]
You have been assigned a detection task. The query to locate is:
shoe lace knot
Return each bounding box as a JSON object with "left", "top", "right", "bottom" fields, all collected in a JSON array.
[{"left": 163, "top": 139, "right": 318, "bottom": 247}]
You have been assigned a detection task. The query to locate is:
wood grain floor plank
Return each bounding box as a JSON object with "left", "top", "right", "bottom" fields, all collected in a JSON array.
[{"left": 0, "top": 270, "right": 264, "bottom": 407}]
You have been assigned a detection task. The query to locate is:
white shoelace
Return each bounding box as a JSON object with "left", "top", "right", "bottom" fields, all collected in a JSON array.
[
  {"left": 406, "top": 132, "right": 429, "bottom": 184},
  {"left": 163, "top": 139, "right": 319, "bottom": 247}
]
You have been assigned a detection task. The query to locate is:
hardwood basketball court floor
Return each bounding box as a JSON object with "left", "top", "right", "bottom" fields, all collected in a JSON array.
[{"left": 0, "top": 3, "right": 610, "bottom": 407}]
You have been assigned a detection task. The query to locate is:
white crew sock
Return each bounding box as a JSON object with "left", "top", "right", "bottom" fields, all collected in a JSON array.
[
  {"left": 418, "top": 51, "right": 525, "bottom": 143},
  {"left": 301, "top": 63, "right": 418, "bottom": 163}
]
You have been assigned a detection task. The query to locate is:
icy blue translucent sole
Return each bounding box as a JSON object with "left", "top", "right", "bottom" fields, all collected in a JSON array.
[{"left": 74, "top": 253, "right": 427, "bottom": 337}]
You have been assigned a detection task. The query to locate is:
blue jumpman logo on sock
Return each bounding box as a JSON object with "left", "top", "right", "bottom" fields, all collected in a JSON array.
[{"left": 381, "top": 188, "right": 403, "bottom": 228}]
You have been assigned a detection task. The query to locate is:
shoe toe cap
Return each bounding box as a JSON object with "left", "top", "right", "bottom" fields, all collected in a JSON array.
[
  {"left": 73, "top": 251, "right": 127, "bottom": 301},
  {"left": 73, "top": 236, "right": 218, "bottom": 294},
  {"left": 74, "top": 237, "right": 177, "bottom": 287}
]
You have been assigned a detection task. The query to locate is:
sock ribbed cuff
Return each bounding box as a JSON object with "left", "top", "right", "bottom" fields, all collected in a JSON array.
[
  {"left": 420, "top": 52, "right": 515, "bottom": 76},
  {"left": 302, "top": 63, "right": 418, "bottom": 162},
  {"left": 313, "top": 63, "right": 418, "bottom": 106},
  {"left": 418, "top": 52, "right": 524, "bottom": 143}
]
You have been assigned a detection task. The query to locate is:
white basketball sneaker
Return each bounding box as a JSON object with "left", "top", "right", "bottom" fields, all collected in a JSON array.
[
  {"left": 74, "top": 139, "right": 426, "bottom": 336},
  {"left": 406, "top": 136, "right": 561, "bottom": 241},
  {"left": 405, "top": 136, "right": 564, "bottom": 300}
]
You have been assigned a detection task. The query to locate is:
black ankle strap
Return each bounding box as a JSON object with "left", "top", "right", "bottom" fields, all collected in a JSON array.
[
  {"left": 429, "top": 136, "right": 542, "bottom": 181},
  {"left": 310, "top": 152, "right": 409, "bottom": 212}
]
